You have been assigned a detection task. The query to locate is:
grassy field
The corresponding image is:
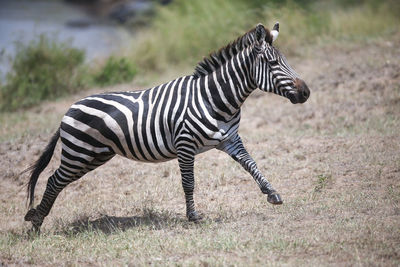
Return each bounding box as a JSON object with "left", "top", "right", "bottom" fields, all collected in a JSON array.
[
  {"left": 1, "top": 0, "right": 400, "bottom": 264},
  {"left": 1, "top": 30, "right": 399, "bottom": 265}
]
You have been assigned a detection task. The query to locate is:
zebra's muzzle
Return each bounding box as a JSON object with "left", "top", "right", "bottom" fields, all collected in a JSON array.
[{"left": 288, "top": 78, "right": 310, "bottom": 104}]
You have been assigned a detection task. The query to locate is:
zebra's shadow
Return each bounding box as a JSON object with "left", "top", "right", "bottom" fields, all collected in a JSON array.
[{"left": 57, "top": 210, "right": 187, "bottom": 236}]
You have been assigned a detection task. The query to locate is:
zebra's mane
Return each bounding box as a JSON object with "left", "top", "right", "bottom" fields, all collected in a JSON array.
[{"left": 193, "top": 25, "right": 272, "bottom": 78}]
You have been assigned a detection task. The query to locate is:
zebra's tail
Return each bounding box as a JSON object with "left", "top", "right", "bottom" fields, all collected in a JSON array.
[{"left": 23, "top": 128, "right": 60, "bottom": 208}]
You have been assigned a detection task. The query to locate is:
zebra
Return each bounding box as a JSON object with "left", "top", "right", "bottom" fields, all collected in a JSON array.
[{"left": 24, "top": 23, "right": 310, "bottom": 231}]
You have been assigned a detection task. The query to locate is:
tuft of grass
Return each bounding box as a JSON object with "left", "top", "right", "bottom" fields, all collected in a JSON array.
[
  {"left": 314, "top": 173, "right": 332, "bottom": 193},
  {"left": 0, "top": 34, "right": 86, "bottom": 111},
  {"left": 92, "top": 57, "right": 137, "bottom": 87}
]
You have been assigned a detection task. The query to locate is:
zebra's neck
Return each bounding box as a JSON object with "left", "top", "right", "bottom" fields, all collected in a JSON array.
[{"left": 196, "top": 46, "right": 257, "bottom": 121}]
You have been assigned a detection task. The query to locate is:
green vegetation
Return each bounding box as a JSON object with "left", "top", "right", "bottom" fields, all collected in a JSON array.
[
  {"left": 0, "top": 36, "right": 138, "bottom": 111},
  {"left": 93, "top": 57, "right": 137, "bottom": 87},
  {"left": 0, "top": 35, "right": 85, "bottom": 111},
  {"left": 131, "top": 0, "right": 255, "bottom": 71},
  {"left": 314, "top": 174, "right": 332, "bottom": 194},
  {"left": 130, "top": 0, "right": 400, "bottom": 72}
]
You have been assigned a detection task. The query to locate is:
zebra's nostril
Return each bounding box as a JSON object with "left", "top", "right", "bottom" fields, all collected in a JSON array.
[{"left": 302, "top": 90, "right": 309, "bottom": 98}]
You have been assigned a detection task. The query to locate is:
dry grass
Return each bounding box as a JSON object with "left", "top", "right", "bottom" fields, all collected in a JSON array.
[{"left": 1, "top": 35, "right": 400, "bottom": 266}]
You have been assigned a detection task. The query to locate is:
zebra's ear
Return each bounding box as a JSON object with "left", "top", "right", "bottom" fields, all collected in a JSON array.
[
  {"left": 255, "top": 23, "right": 266, "bottom": 44},
  {"left": 271, "top": 22, "right": 279, "bottom": 42}
]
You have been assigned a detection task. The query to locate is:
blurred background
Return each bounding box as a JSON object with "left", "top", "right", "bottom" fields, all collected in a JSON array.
[{"left": 0, "top": 0, "right": 399, "bottom": 110}]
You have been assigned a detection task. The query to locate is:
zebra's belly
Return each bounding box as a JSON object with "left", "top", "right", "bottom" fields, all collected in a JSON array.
[
  {"left": 194, "top": 145, "right": 215, "bottom": 155},
  {"left": 124, "top": 153, "right": 178, "bottom": 163},
  {"left": 111, "top": 128, "right": 178, "bottom": 162},
  {"left": 121, "top": 138, "right": 178, "bottom": 163}
]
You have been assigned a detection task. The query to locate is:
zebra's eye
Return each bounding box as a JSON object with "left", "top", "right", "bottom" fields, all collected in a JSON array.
[{"left": 268, "top": 59, "right": 278, "bottom": 65}]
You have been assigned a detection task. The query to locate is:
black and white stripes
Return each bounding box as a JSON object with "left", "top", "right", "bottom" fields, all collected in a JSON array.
[{"left": 24, "top": 23, "right": 310, "bottom": 230}]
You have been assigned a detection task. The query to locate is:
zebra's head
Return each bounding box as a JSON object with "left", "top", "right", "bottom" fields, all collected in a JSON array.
[{"left": 253, "top": 23, "right": 310, "bottom": 104}]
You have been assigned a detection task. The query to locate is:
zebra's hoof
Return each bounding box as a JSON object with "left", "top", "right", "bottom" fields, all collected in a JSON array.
[
  {"left": 267, "top": 192, "right": 283, "bottom": 205},
  {"left": 24, "top": 208, "right": 37, "bottom": 221},
  {"left": 24, "top": 208, "right": 43, "bottom": 231},
  {"left": 187, "top": 211, "right": 202, "bottom": 222}
]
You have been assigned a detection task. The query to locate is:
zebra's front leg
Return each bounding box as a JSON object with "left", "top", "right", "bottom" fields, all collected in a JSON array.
[
  {"left": 177, "top": 153, "right": 201, "bottom": 222},
  {"left": 218, "top": 135, "right": 283, "bottom": 205}
]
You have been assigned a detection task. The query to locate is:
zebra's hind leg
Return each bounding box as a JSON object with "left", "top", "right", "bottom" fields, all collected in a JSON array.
[
  {"left": 24, "top": 153, "right": 115, "bottom": 232},
  {"left": 24, "top": 168, "right": 71, "bottom": 233}
]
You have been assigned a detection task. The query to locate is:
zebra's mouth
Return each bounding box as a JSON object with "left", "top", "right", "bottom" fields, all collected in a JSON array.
[
  {"left": 287, "top": 90, "right": 308, "bottom": 104},
  {"left": 287, "top": 91, "right": 300, "bottom": 104}
]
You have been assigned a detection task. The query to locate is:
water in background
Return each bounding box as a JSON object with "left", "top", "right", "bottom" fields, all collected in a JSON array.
[{"left": 0, "top": 0, "right": 135, "bottom": 82}]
